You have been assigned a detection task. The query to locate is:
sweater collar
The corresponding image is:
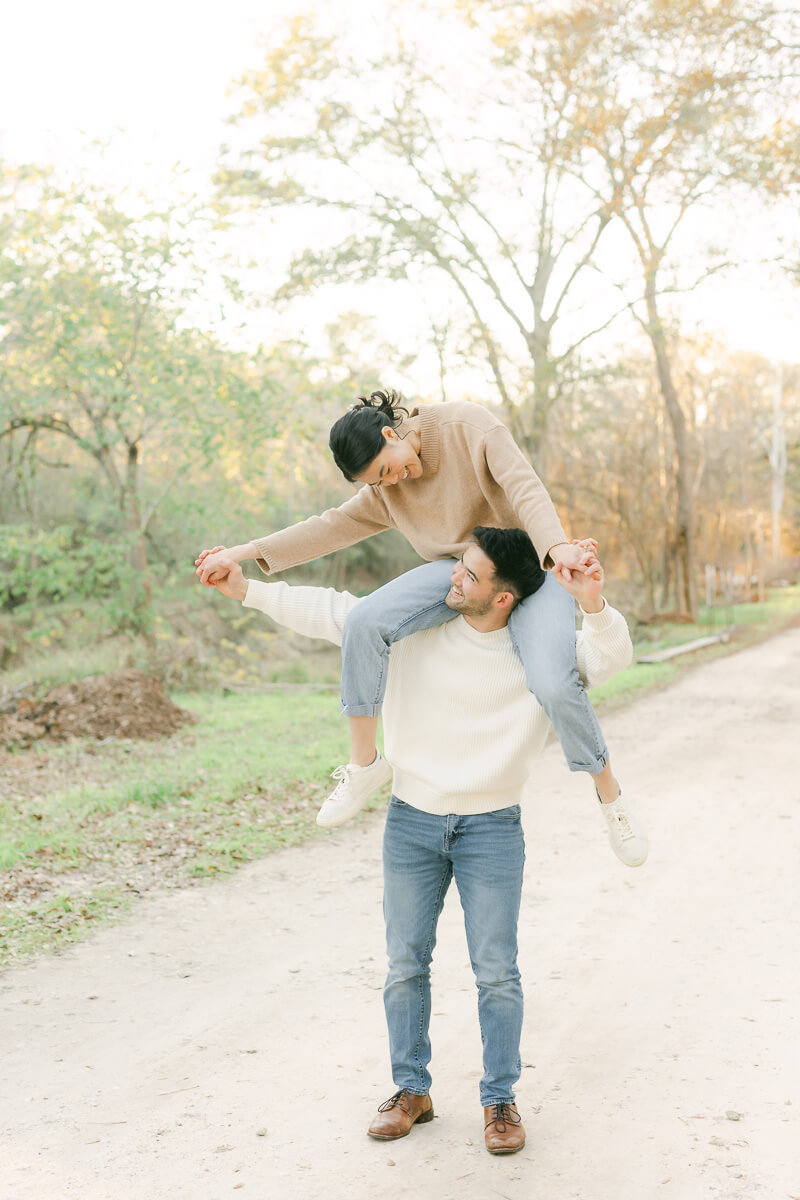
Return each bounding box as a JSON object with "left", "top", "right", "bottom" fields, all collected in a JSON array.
[
  {"left": 451, "top": 616, "right": 512, "bottom": 648},
  {"left": 401, "top": 406, "right": 440, "bottom": 477}
]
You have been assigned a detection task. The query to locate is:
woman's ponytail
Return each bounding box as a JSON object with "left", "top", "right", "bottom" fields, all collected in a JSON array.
[{"left": 329, "top": 389, "right": 410, "bottom": 482}]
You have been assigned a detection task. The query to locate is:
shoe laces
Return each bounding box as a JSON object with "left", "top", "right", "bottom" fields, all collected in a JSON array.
[
  {"left": 486, "top": 1102, "right": 520, "bottom": 1132},
  {"left": 607, "top": 804, "right": 635, "bottom": 841},
  {"left": 599, "top": 792, "right": 636, "bottom": 842},
  {"left": 378, "top": 1089, "right": 412, "bottom": 1114},
  {"left": 328, "top": 763, "right": 353, "bottom": 797}
]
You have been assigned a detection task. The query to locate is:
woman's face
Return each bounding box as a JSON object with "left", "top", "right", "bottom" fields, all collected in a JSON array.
[{"left": 355, "top": 428, "right": 423, "bottom": 489}]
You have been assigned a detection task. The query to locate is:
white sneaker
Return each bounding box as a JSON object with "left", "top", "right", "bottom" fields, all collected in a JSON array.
[
  {"left": 598, "top": 791, "right": 648, "bottom": 867},
  {"left": 316, "top": 752, "right": 393, "bottom": 828}
]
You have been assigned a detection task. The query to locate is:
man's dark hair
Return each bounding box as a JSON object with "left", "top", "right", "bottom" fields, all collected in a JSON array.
[
  {"left": 329, "top": 389, "right": 410, "bottom": 482},
  {"left": 471, "top": 527, "right": 545, "bottom": 605}
]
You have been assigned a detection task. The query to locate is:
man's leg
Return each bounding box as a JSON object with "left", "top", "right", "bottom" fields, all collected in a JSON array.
[
  {"left": 318, "top": 560, "right": 456, "bottom": 828},
  {"left": 368, "top": 798, "right": 452, "bottom": 1140},
  {"left": 452, "top": 805, "right": 527, "bottom": 1154},
  {"left": 507, "top": 574, "right": 647, "bottom": 867},
  {"left": 450, "top": 806, "right": 526, "bottom": 1108}
]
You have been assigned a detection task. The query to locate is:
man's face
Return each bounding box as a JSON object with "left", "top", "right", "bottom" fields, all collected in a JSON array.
[{"left": 446, "top": 544, "right": 507, "bottom": 617}]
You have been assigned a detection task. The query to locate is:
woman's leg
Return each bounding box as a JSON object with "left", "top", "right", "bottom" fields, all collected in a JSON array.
[
  {"left": 506, "top": 575, "right": 647, "bottom": 866},
  {"left": 342, "top": 559, "right": 457, "bottom": 760},
  {"left": 317, "top": 560, "right": 457, "bottom": 827},
  {"left": 507, "top": 572, "right": 609, "bottom": 774}
]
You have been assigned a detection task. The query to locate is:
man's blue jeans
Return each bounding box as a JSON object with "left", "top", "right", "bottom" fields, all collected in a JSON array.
[
  {"left": 341, "top": 560, "right": 608, "bottom": 773},
  {"left": 382, "top": 796, "right": 525, "bottom": 1106}
]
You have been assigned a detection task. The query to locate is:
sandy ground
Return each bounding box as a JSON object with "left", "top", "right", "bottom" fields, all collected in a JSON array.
[{"left": 1, "top": 628, "right": 799, "bottom": 1200}]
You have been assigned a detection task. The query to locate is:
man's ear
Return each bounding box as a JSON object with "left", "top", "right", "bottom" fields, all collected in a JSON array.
[{"left": 494, "top": 590, "right": 516, "bottom": 612}]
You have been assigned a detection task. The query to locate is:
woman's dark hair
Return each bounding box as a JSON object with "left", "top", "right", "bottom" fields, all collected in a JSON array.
[
  {"left": 329, "top": 389, "right": 410, "bottom": 482},
  {"left": 471, "top": 527, "right": 545, "bottom": 604}
]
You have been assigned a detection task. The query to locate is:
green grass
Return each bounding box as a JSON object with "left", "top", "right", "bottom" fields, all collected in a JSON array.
[
  {"left": 0, "top": 690, "right": 390, "bottom": 965},
  {"left": 591, "top": 585, "right": 800, "bottom": 711},
  {"left": 0, "top": 887, "right": 133, "bottom": 962},
  {"left": 1, "top": 587, "right": 798, "bottom": 968}
]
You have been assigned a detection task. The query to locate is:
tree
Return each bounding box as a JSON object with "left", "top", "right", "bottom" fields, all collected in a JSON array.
[
  {"left": 218, "top": 1, "right": 800, "bottom": 617},
  {"left": 216, "top": 7, "right": 637, "bottom": 469},
  {"left": 475, "top": 0, "right": 800, "bottom": 614},
  {"left": 0, "top": 172, "right": 264, "bottom": 644}
]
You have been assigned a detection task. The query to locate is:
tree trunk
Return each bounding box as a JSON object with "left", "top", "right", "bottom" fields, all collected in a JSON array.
[
  {"left": 644, "top": 274, "right": 697, "bottom": 618},
  {"left": 768, "top": 364, "right": 786, "bottom": 562},
  {"left": 124, "top": 442, "right": 156, "bottom": 661},
  {"left": 659, "top": 533, "right": 672, "bottom": 611}
]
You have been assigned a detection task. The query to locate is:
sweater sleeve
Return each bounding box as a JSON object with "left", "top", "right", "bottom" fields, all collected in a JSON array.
[
  {"left": 575, "top": 601, "right": 633, "bottom": 687},
  {"left": 251, "top": 487, "right": 394, "bottom": 575},
  {"left": 242, "top": 580, "right": 361, "bottom": 646},
  {"left": 482, "top": 425, "right": 567, "bottom": 566}
]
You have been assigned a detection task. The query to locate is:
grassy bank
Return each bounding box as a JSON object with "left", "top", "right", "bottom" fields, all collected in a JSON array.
[
  {"left": 1, "top": 587, "right": 798, "bottom": 967},
  {"left": 592, "top": 585, "right": 800, "bottom": 709},
  {"left": 0, "top": 692, "right": 369, "bottom": 964}
]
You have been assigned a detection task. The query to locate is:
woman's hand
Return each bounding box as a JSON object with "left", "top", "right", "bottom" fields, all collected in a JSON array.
[
  {"left": 195, "top": 546, "right": 232, "bottom": 586},
  {"left": 195, "top": 542, "right": 256, "bottom": 586},
  {"left": 548, "top": 538, "right": 599, "bottom": 582}
]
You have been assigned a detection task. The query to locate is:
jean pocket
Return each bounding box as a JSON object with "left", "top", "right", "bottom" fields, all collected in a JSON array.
[
  {"left": 389, "top": 795, "right": 410, "bottom": 808},
  {"left": 488, "top": 804, "right": 521, "bottom": 821}
]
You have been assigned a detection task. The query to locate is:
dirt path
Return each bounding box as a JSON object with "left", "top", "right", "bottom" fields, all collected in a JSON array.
[{"left": 2, "top": 629, "right": 799, "bottom": 1200}]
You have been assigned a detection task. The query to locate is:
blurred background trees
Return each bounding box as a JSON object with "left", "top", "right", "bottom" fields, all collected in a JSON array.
[{"left": 1, "top": 0, "right": 799, "bottom": 686}]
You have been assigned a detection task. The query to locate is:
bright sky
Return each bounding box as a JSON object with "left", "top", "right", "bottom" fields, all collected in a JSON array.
[{"left": 1, "top": 0, "right": 796, "bottom": 378}]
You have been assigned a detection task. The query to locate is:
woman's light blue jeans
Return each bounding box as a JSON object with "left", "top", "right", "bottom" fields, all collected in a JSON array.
[
  {"left": 341, "top": 559, "right": 608, "bottom": 773},
  {"left": 382, "top": 796, "right": 525, "bottom": 1106}
]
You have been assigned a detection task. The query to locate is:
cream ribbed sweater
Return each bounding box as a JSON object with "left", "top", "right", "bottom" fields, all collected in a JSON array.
[
  {"left": 252, "top": 401, "right": 567, "bottom": 574},
  {"left": 243, "top": 580, "right": 633, "bottom": 816}
]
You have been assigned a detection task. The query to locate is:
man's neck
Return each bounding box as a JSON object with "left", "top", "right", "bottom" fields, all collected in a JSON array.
[{"left": 462, "top": 611, "right": 511, "bottom": 634}]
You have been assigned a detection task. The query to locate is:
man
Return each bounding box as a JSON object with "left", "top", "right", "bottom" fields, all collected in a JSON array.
[{"left": 209, "top": 528, "right": 638, "bottom": 1154}]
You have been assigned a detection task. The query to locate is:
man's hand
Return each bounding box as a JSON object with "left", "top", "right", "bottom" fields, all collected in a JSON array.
[
  {"left": 552, "top": 549, "right": 605, "bottom": 613},
  {"left": 548, "top": 538, "right": 599, "bottom": 582},
  {"left": 208, "top": 559, "right": 249, "bottom": 603}
]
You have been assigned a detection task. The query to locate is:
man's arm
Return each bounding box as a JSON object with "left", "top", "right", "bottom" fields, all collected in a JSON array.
[
  {"left": 209, "top": 560, "right": 360, "bottom": 647},
  {"left": 552, "top": 552, "right": 633, "bottom": 686},
  {"left": 575, "top": 602, "right": 633, "bottom": 687}
]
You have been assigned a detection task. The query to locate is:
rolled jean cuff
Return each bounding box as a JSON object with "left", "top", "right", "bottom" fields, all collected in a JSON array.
[
  {"left": 339, "top": 700, "right": 382, "bottom": 718},
  {"left": 567, "top": 748, "right": 609, "bottom": 773}
]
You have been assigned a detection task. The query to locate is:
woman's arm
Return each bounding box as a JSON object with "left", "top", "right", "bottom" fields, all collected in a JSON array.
[
  {"left": 482, "top": 425, "right": 567, "bottom": 567},
  {"left": 197, "top": 486, "right": 393, "bottom": 583}
]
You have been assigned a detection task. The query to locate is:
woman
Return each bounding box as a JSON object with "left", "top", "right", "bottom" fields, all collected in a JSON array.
[{"left": 197, "top": 390, "right": 645, "bottom": 866}]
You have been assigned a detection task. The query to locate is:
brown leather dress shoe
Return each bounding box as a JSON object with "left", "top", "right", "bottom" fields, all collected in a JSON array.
[
  {"left": 484, "top": 1102, "right": 525, "bottom": 1154},
  {"left": 367, "top": 1089, "right": 434, "bottom": 1140}
]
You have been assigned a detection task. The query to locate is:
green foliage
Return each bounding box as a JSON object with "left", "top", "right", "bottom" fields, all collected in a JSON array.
[
  {"left": 0, "top": 524, "right": 138, "bottom": 610},
  {"left": 216, "top": 1, "right": 800, "bottom": 616},
  {"left": 3, "top": 590, "right": 799, "bottom": 963}
]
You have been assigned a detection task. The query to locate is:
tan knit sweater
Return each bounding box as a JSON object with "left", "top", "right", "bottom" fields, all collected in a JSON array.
[{"left": 252, "top": 401, "right": 567, "bottom": 574}]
